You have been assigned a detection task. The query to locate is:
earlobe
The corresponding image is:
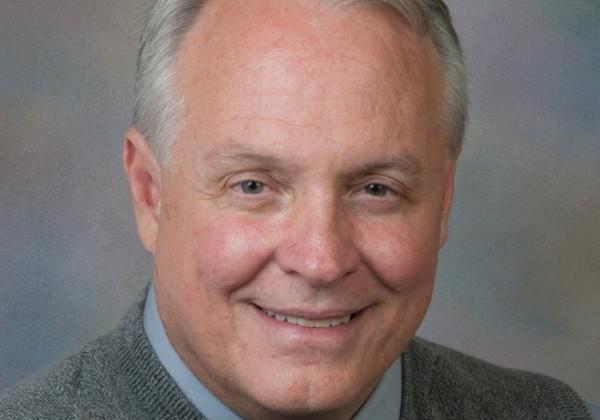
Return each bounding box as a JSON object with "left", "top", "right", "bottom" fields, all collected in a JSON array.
[
  {"left": 438, "top": 161, "right": 456, "bottom": 249},
  {"left": 123, "top": 127, "right": 162, "bottom": 254}
]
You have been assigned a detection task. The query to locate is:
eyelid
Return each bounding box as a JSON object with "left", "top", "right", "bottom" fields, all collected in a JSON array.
[
  {"left": 228, "top": 170, "right": 271, "bottom": 183},
  {"left": 227, "top": 171, "right": 284, "bottom": 196},
  {"left": 352, "top": 176, "right": 411, "bottom": 197},
  {"left": 231, "top": 177, "right": 269, "bottom": 190}
]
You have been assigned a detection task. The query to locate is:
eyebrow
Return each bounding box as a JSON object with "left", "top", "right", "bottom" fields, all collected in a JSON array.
[
  {"left": 354, "top": 156, "right": 424, "bottom": 177},
  {"left": 203, "top": 146, "right": 300, "bottom": 173},
  {"left": 202, "top": 141, "right": 424, "bottom": 179}
]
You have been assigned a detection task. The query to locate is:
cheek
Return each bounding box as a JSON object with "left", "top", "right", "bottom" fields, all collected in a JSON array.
[
  {"left": 190, "top": 215, "right": 276, "bottom": 292},
  {"left": 357, "top": 221, "right": 439, "bottom": 292}
]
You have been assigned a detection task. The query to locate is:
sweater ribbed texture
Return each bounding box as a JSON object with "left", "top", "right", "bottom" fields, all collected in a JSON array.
[
  {"left": 1, "top": 289, "right": 592, "bottom": 419},
  {"left": 400, "top": 338, "right": 591, "bottom": 419}
]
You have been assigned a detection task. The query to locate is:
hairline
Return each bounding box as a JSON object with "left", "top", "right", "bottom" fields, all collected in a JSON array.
[{"left": 133, "top": 0, "right": 467, "bottom": 166}]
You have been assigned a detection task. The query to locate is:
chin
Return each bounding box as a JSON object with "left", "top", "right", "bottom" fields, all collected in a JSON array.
[{"left": 233, "top": 363, "right": 374, "bottom": 420}]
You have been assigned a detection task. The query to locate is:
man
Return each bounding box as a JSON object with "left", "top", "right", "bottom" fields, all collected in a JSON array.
[{"left": 0, "top": 0, "right": 595, "bottom": 419}]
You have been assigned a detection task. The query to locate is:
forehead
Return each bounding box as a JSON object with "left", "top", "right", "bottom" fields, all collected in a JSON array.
[
  {"left": 173, "top": 0, "right": 444, "bottom": 164},
  {"left": 177, "top": 0, "right": 440, "bottom": 94}
]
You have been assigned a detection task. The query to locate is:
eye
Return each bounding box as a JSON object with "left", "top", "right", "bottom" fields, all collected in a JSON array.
[
  {"left": 364, "top": 183, "right": 392, "bottom": 197},
  {"left": 239, "top": 180, "right": 265, "bottom": 195}
]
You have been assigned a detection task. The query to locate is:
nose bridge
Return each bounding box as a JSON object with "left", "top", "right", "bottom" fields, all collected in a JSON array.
[{"left": 276, "top": 192, "right": 360, "bottom": 285}]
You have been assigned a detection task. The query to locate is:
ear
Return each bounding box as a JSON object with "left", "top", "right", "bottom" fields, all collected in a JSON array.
[
  {"left": 123, "top": 127, "right": 162, "bottom": 254},
  {"left": 438, "top": 160, "right": 457, "bottom": 249}
]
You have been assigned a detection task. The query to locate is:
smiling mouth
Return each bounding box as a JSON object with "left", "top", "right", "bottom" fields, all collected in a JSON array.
[{"left": 259, "top": 308, "right": 357, "bottom": 328}]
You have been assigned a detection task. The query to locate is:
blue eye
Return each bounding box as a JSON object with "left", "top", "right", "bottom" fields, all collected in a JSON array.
[
  {"left": 364, "top": 183, "right": 390, "bottom": 197},
  {"left": 240, "top": 180, "right": 265, "bottom": 194}
]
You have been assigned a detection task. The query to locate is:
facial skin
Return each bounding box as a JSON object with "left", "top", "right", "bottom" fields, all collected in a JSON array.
[{"left": 124, "top": 1, "right": 455, "bottom": 419}]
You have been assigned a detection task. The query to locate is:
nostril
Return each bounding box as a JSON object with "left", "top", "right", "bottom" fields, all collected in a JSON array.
[{"left": 274, "top": 224, "right": 361, "bottom": 285}]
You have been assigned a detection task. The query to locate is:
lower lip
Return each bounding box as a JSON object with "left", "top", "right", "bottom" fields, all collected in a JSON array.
[{"left": 252, "top": 305, "right": 368, "bottom": 345}]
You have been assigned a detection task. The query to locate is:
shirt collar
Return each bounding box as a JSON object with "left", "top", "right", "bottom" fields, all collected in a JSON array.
[
  {"left": 144, "top": 284, "right": 242, "bottom": 420},
  {"left": 144, "top": 283, "right": 402, "bottom": 420}
]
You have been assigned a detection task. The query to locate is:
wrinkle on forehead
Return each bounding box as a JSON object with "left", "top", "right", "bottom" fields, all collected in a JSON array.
[{"left": 172, "top": 0, "right": 446, "bottom": 168}]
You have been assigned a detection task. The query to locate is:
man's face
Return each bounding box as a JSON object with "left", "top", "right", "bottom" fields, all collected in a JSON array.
[{"left": 131, "top": 1, "right": 454, "bottom": 418}]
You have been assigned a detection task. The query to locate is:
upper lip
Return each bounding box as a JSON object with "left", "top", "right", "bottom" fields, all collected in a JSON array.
[{"left": 253, "top": 304, "right": 368, "bottom": 320}]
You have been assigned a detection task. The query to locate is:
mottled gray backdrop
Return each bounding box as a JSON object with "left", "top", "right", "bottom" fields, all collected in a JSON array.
[{"left": 1, "top": 0, "right": 599, "bottom": 402}]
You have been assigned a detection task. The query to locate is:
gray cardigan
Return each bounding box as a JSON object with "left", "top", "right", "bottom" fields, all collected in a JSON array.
[{"left": 0, "top": 291, "right": 591, "bottom": 419}]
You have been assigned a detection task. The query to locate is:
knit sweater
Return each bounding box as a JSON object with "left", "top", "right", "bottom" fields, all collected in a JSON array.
[{"left": 0, "top": 291, "right": 591, "bottom": 419}]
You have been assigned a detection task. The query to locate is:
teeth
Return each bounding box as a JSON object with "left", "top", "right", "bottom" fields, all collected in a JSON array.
[{"left": 262, "top": 309, "right": 351, "bottom": 328}]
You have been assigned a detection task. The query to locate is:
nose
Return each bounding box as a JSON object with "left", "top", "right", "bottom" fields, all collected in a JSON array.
[{"left": 275, "top": 198, "right": 360, "bottom": 286}]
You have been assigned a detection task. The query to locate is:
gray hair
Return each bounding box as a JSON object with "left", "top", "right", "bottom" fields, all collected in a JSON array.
[{"left": 133, "top": 0, "right": 468, "bottom": 165}]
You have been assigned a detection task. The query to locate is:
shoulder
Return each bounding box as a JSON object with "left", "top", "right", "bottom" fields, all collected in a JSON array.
[
  {"left": 0, "top": 333, "right": 132, "bottom": 420},
  {"left": 0, "top": 288, "right": 201, "bottom": 420},
  {"left": 402, "top": 337, "right": 591, "bottom": 419}
]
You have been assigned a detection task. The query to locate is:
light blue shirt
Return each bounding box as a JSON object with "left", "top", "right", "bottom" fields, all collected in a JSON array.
[
  {"left": 587, "top": 401, "right": 600, "bottom": 419},
  {"left": 143, "top": 284, "right": 402, "bottom": 420}
]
